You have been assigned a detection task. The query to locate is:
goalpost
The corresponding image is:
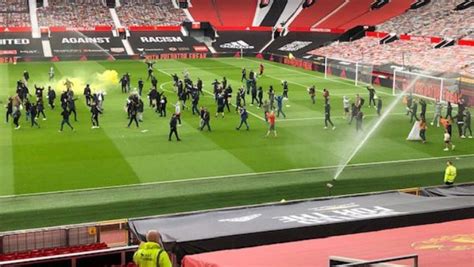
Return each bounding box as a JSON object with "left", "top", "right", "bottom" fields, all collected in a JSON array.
[
  {"left": 392, "top": 68, "right": 449, "bottom": 102},
  {"left": 324, "top": 57, "right": 373, "bottom": 87}
]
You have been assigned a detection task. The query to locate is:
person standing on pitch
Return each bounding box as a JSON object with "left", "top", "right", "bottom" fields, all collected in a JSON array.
[
  {"left": 367, "top": 86, "right": 376, "bottom": 107},
  {"left": 200, "top": 107, "right": 211, "bottom": 132},
  {"left": 268, "top": 86, "right": 275, "bottom": 110},
  {"left": 308, "top": 86, "right": 316, "bottom": 104},
  {"left": 127, "top": 100, "right": 139, "bottom": 128},
  {"left": 282, "top": 80, "right": 289, "bottom": 99},
  {"left": 37, "top": 99, "right": 46, "bottom": 120},
  {"left": 356, "top": 110, "right": 364, "bottom": 131},
  {"left": 462, "top": 109, "right": 472, "bottom": 138},
  {"left": 259, "top": 63, "right": 264, "bottom": 76},
  {"left": 174, "top": 101, "right": 182, "bottom": 125},
  {"left": 133, "top": 230, "right": 172, "bottom": 267},
  {"left": 68, "top": 96, "right": 77, "bottom": 122},
  {"left": 90, "top": 102, "right": 102, "bottom": 129},
  {"left": 236, "top": 106, "right": 249, "bottom": 131},
  {"left": 324, "top": 103, "right": 335, "bottom": 130},
  {"left": 266, "top": 110, "right": 277, "bottom": 137},
  {"left": 169, "top": 113, "right": 181, "bottom": 141},
  {"left": 241, "top": 68, "right": 247, "bottom": 82},
  {"left": 323, "top": 89, "right": 330, "bottom": 105},
  {"left": 446, "top": 101, "right": 453, "bottom": 120},
  {"left": 12, "top": 107, "right": 21, "bottom": 130},
  {"left": 47, "top": 86, "right": 56, "bottom": 109},
  {"left": 431, "top": 100, "right": 442, "bottom": 127},
  {"left": 251, "top": 83, "right": 258, "bottom": 105},
  {"left": 84, "top": 84, "right": 92, "bottom": 106},
  {"left": 59, "top": 108, "right": 74, "bottom": 132},
  {"left": 419, "top": 117, "right": 427, "bottom": 144},
  {"left": 419, "top": 98, "right": 427, "bottom": 119},
  {"left": 29, "top": 102, "right": 40, "bottom": 128},
  {"left": 443, "top": 129, "right": 455, "bottom": 151},
  {"left": 138, "top": 78, "right": 144, "bottom": 96},
  {"left": 191, "top": 91, "right": 200, "bottom": 116},
  {"left": 257, "top": 86, "right": 263, "bottom": 108},
  {"left": 444, "top": 161, "right": 457, "bottom": 185},
  {"left": 377, "top": 97, "right": 383, "bottom": 116},
  {"left": 49, "top": 66, "right": 54, "bottom": 81},
  {"left": 159, "top": 94, "right": 167, "bottom": 117},
  {"left": 410, "top": 99, "right": 419, "bottom": 123},
  {"left": 146, "top": 60, "right": 155, "bottom": 81},
  {"left": 276, "top": 95, "right": 286, "bottom": 118},
  {"left": 343, "top": 96, "right": 350, "bottom": 118},
  {"left": 262, "top": 100, "right": 270, "bottom": 122}
]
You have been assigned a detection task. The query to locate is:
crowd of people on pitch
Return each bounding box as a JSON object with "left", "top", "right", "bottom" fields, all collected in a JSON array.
[
  {"left": 5, "top": 61, "right": 472, "bottom": 146},
  {"left": 404, "top": 93, "right": 472, "bottom": 150},
  {"left": 5, "top": 70, "right": 106, "bottom": 132}
]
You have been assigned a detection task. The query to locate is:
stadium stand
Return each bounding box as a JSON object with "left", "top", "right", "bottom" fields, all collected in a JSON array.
[
  {"left": 37, "top": 0, "right": 113, "bottom": 28},
  {"left": 116, "top": 0, "right": 187, "bottom": 27},
  {"left": 214, "top": 0, "right": 257, "bottom": 27},
  {"left": 378, "top": 0, "right": 472, "bottom": 39},
  {"left": 316, "top": 0, "right": 374, "bottom": 29},
  {"left": 338, "top": 0, "right": 412, "bottom": 30},
  {"left": 188, "top": 0, "right": 257, "bottom": 27},
  {"left": 188, "top": 0, "right": 222, "bottom": 26},
  {"left": 0, "top": 0, "right": 30, "bottom": 27},
  {"left": 289, "top": 0, "right": 345, "bottom": 28},
  {"left": 309, "top": 37, "right": 474, "bottom": 76}
]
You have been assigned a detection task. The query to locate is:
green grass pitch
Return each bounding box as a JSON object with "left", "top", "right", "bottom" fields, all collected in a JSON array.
[{"left": 0, "top": 57, "right": 473, "bottom": 231}]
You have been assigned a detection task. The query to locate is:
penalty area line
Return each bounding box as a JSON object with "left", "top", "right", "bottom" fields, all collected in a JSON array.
[{"left": 1, "top": 153, "right": 473, "bottom": 199}]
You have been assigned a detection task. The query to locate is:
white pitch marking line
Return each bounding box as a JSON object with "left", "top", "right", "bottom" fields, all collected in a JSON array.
[{"left": 1, "top": 153, "right": 473, "bottom": 199}]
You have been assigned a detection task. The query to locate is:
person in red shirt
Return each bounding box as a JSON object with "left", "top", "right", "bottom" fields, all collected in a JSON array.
[
  {"left": 266, "top": 111, "right": 277, "bottom": 137},
  {"left": 259, "top": 63, "right": 264, "bottom": 76}
]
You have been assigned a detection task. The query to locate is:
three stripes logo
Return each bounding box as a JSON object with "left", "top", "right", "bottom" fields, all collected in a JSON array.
[{"left": 220, "top": 40, "right": 255, "bottom": 50}]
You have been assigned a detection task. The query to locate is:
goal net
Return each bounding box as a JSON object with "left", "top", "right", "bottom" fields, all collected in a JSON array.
[
  {"left": 324, "top": 57, "right": 373, "bottom": 86},
  {"left": 392, "top": 69, "right": 460, "bottom": 103}
]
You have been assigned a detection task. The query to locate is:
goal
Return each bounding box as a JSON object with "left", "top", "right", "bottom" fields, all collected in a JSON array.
[
  {"left": 392, "top": 69, "right": 459, "bottom": 103},
  {"left": 324, "top": 57, "right": 373, "bottom": 87}
]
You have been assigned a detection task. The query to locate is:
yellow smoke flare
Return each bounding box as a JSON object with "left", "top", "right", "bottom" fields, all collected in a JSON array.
[{"left": 50, "top": 70, "right": 119, "bottom": 94}]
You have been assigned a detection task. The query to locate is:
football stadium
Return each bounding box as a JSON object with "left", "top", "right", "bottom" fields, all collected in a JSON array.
[{"left": 0, "top": 0, "right": 473, "bottom": 266}]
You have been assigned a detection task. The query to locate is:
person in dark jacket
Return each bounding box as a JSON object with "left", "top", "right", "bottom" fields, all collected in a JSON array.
[
  {"left": 90, "top": 102, "right": 102, "bottom": 128},
  {"left": 59, "top": 109, "right": 74, "bottom": 132},
  {"left": 446, "top": 101, "right": 453, "bottom": 120},
  {"left": 37, "top": 99, "right": 46, "bottom": 120},
  {"left": 29, "top": 103, "right": 40, "bottom": 128},
  {"left": 200, "top": 107, "right": 211, "bottom": 132},
  {"left": 236, "top": 106, "right": 249, "bottom": 131},
  {"left": 47, "top": 86, "right": 56, "bottom": 109},
  {"left": 169, "top": 113, "right": 181, "bottom": 141},
  {"left": 127, "top": 100, "right": 139, "bottom": 128},
  {"left": 324, "top": 103, "right": 335, "bottom": 130}
]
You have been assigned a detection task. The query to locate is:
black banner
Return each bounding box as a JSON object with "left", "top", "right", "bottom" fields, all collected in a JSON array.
[
  {"left": 128, "top": 31, "right": 208, "bottom": 55},
  {"left": 49, "top": 31, "right": 127, "bottom": 57},
  {"left": 0, "top": 32, "right": 43, "bottom": 58},
  {"left": 129, "top": 191, "right": 474, "bottom": 261},
  {"left": 212, "top": 31, "right": 272, "bottom": 53},
  {"left": 264, "top": 32, "right": 340, "bottom": 57}
]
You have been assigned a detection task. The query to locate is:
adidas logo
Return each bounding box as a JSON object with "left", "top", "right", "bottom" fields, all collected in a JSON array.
[
  {"left": 218, "top": 214, "right": 262, "bottom": 222},
  {"left": 220, "top": 40, "right": 255, "bottom": 50}
]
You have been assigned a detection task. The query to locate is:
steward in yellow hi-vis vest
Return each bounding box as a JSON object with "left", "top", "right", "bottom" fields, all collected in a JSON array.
[
  {"left": 133, "top": 230, "right": 172, "bottom": 267},
  {"left": 444, "top": 161, "right": 457, "bottom": 185}
]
